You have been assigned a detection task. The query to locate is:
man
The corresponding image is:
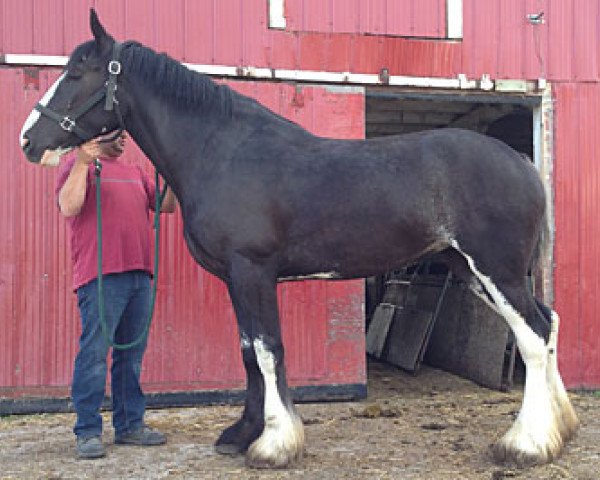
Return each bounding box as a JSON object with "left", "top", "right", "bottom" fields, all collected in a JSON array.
[{"left": 56, "top": 131, "right": 176, "bottom": 459}]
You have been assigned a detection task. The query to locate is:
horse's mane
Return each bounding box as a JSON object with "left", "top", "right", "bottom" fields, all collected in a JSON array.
[
  {"left": 121, "top": 41, "right": 233, "bottom": 115},
  {"left": 67, "top": 38, "right": 300, "bottom": 129}
]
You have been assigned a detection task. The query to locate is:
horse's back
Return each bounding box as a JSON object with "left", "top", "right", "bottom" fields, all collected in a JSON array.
[
  {"left": 280, "top": 128, "right": 539, "bottom": 191},
  {"left": 277, "top": 127, "right": 544, "bottom": 227}
]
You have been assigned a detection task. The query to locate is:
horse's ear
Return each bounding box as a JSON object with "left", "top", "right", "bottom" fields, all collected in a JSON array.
[{"left": 90, "top": 8, "right": 112, "bottom": 51}]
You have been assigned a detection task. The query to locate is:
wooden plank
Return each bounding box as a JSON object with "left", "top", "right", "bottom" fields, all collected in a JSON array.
[
  {"left": 366, "top": 303, "right": 396, "bottom": 358},
  {"left": 384, "top": 307, "right": 434, "bottom": 372},
  {"left": 425, "top": 282, "right": 510, "bottom": 390}
]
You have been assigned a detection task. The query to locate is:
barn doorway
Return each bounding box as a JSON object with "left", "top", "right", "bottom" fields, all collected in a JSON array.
[{"left": 364, "top": 89, "right": 546, "bottom": 391}]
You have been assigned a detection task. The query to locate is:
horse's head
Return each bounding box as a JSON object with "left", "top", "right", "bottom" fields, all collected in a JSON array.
[{"left": 20, "top": 9, "right": 123, "bottom": 166}]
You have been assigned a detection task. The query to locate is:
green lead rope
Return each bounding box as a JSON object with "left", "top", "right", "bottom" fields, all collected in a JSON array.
[{"left": 94, "top": 159, "right": 168, "bottom": 350}]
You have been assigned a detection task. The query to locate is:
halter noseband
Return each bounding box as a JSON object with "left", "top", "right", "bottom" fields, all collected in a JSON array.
[{"left": 35, "top": 41, "right": 127, "bottom": 143}]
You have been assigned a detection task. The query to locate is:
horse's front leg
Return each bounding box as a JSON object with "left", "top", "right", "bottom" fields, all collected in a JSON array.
[
  {"left": 215, "top": 253, "right": 304, "bottom": 468},
  {"left": 214, "top": 344, "right": 265, "bottom": 456}
]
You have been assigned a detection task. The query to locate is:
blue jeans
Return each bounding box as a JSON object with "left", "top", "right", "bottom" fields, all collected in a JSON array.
[{"left": 72, "top": 271, "right": 151, "bottom": 438}]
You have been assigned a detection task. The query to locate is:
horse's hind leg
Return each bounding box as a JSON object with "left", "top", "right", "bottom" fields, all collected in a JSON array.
[
  {"left": 217, "top": 253, "right": 304, "bottom": 468},
  {"left": 451, "top": 242, "right": 578, "bottom": 466},
  {"left": 542, "top": 305, "right": 580, "bottom": 443}
]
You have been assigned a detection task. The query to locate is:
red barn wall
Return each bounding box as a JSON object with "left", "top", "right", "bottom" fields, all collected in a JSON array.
[
  {"left": 1, "top": 0, "right": 599, "bottom": 388},
  {"left": 0, "top": 67, "right": 366, "bottom": 399},
  {"left": 553, "top": 83, "right": 600, "bottom": 388}
]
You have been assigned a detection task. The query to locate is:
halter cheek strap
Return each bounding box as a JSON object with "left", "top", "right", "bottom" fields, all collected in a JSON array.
[
  {"left": 34, "top": 41, "right": 126, "bottom": 143},
  {"left": 35, "top": 89, "right": 106, "bottom": 142},
  {"left": 105, "top": 41, "right": 125, "bottom": 112}
]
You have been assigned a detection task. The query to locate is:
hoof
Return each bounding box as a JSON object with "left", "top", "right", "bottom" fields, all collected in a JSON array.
[
  {"left": 215, "top": 443, "right": 244, "bottom": 456},
  {"left": 214, "top": 416, "right": 263, "bottom": 458},
  {"left": 245, "top": 442, "right": 303, "bottom": 469},
  {"left": 491, "top": 442, "right": 553, "bottom": 467},
  {"left": 491, "top": 427, "right": 562, "bottom": 467},
  {"left": 245, "top": 416, "right": 304, "bottom": 469},
  {"left": 491, "top": 442, "right": 552, "bottom": 468}
]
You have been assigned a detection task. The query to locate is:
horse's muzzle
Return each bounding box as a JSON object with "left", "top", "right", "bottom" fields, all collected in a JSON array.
[{"left": 39, "top": 147, "right": 73, "bottom": 167}]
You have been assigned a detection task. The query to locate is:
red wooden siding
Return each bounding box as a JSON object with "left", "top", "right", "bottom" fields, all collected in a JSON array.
[
  {"left": 553, "top": 83, "right": 600, "bottom": 388},
  {"left": 1, "top": 0, "right": 600, "bottom": 82},
  {"left": 286, "top": 0, "right": 446, "bottom": 38},
  {"left": 0, "top": 68, "right": 366, "bottom": 398},
  {"left": 0, "top": 69, "right": 80, "bottom": 396}
]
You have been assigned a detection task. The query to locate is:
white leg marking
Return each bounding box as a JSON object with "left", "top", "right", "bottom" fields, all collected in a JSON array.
[
  {"left": 20, "top": 72, "right": 67, "bottom": 144},
  {"left": 451, "top": 240, "right": 577, "bottom": 465},
  {"left": 546, "top": 311, "right": 579, "bottom": 441},
  {"left": 247, "top": 337, "right": 304, "bottom": 468}
]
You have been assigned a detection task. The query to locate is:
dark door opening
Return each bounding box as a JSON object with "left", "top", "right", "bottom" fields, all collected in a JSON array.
[{"left": 364, "top": 89, "right": 541, "bottom": 390}]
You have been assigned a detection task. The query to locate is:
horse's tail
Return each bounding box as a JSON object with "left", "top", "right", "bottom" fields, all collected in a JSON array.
[
  {"left": 515, "top": 152, "right": 546, "bottom": 268},
  {"left": 533, "top": 207, "right": 551, "bottom": 276},
  {"left": 526, "top": 151, "right": 552, "bottom": 305}
]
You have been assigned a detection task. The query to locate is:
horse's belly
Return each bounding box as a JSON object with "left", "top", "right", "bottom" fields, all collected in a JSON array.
[{"left": 280, "top": 225, "right": 446, "bottom": 280}]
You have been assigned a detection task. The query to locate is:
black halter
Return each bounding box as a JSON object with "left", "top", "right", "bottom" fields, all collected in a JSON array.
[{"left": 35, "top": 41, "right": 127, "bottom": 143}]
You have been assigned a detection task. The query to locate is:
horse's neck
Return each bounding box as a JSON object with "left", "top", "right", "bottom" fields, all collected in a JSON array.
[{"left": 123, "top": 81, "right": 234, "bottom": 196}]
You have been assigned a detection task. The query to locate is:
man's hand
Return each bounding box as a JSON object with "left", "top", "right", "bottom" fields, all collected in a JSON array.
[
  {"left": 77, "top": 140, "right": 105, "bottom": 165},
  {"left": 77, "top": 131, "right": 126, "bottom": 164}
]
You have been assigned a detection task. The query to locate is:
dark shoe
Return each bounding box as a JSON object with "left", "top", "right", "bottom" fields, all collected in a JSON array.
[
  {"left": 115, "top": 425, "right": 166, "bottom": 446},
  {"left": 76, "top": 435, "right": 105, "bottom": 459}
]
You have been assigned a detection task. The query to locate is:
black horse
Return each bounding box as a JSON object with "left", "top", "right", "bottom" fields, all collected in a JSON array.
[{"left": 20, "top": 10, "right": 578, "bottom": 469}]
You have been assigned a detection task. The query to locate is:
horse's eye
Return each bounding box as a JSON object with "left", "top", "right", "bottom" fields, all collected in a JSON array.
[{"left": 80, "top": 55, "right": 87, "bottom": 63}]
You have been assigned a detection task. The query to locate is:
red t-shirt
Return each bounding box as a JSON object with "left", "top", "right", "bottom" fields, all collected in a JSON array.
[{"left": 56, "top": 156, "right": 157, "bottom": 291}]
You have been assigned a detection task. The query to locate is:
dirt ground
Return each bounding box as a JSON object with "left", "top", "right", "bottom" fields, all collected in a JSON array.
[{"left": 1, "top": 361, "right": 599, "bottom": 480}]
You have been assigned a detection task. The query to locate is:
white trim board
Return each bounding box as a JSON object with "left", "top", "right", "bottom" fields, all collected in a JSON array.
[
  {"left": 2, "top": 53, "right": 490, "bottom": 91},
  {"left": 2, "top": 54, "right": 549, "bottom": 94}
]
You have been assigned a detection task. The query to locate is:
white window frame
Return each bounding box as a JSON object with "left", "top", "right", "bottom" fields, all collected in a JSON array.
[
  {"left": 268, "top": 0, "right": 286, "bottom": 30},
  {"left": 269, "top": 0, "right": 463, "bottom": 39},
  {"left": 446, "top": 0, "right": 463, "bottom": 39}
]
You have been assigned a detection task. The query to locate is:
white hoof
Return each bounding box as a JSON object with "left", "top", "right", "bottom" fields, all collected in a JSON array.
[
  {"left": 492, "top": 417, "right": 562, "bottom": 466},
  {"left": 246, "top": 413, "right": 304, "bottom": 468}
]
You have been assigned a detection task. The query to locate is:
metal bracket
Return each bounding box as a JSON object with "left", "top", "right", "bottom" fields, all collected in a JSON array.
[
  {"left": 108, "top": 60, "right": 122, "bottom": 75},
  {"left": 59, "top": 117, "right": 75, "bottom": 132},
  {"left": 526, "top": 12, "right": 545, "bottom": 25}
]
